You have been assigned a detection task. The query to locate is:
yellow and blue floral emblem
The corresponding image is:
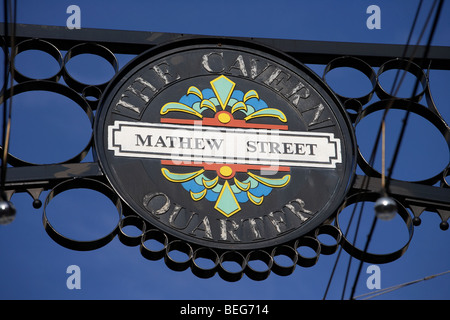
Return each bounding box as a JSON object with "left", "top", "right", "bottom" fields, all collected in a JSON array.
[{"left": 159, "top": 75, "right": 291, "bottom": 217}]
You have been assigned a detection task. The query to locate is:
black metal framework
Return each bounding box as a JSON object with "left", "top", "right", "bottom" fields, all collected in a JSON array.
[{"left": 1, "top": 24, "right": 449, "bottom": 281}]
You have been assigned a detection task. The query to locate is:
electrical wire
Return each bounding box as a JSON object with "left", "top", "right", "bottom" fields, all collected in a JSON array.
[
  {"left": 324, "top": 0, "right": 442, "bottom": 300},
  {"left": 348, "top": 0, "right": 444, "bottom": 300},
  {"left": 323, "top": 0, "right": 427, "bottom": 300},
  {"left": 386, "top": 0, "right": 444, "bottom": 189},
  {"left": 353, "top": 270, "right": 450, "bottom": 300}
]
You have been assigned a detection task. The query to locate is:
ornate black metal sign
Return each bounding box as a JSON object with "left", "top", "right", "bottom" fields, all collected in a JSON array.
[
  {"left": 2, "top": 24, "right": 449, "bottom": 285},
  {"left": 94, "top": 39, "right": 356, "bottom": 252}
]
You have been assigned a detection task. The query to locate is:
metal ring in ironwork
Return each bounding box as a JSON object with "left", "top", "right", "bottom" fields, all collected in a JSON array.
[
  {"left": 42, "top": 178, "right": 122, "bottom": 251},
  {"left": 82, "top": 85, "right": 102, "bottom": 110},
  {"left": 323, "top": 56, "right": 377, "bottom": 106},
  {"left": 0, "top": 80, "right": 94, "bottom": 166},
  {"left": 271, "top": 245, "right": 298, "bottom": 277},
  {"left": 118, "top": 215, "right": 146, "bottom": 247},
  {"left": 13, "top": 38, "right": 63, "bottom": 83},
  {"left": 294, "top": 235, "right": 321, "bottom": 267},
  {"left": 164, "top": 240, "right": 194, "bottom": 272},
  {"left": 218, "top": 251, "right": 247, "bottom": 282},
  {"left": 245, "top": 250, "right": 274, "bottom": 281},
  {"left": 62, "top": 42, "right": 119, "bottom": 93},
  {"left": 355, "top": 99, "right": 450, "bottom": 185},
  {"left": 314, "top": 223, "right": 342, "bottom": 255},
  {"left": 191, "top": 247, "right": 220, "bottom": 279},
  {"left": 342, "top": 98, "right": 363, "bottom": 123},
  {"left": 140, "top": 228, "right": 169, "bottom": 261},
  {"left": 375, "top": 58, "right": 428, "bottom": 102},
  {"left": 335, "top": 192, "right": 414, "bottom": 264}
]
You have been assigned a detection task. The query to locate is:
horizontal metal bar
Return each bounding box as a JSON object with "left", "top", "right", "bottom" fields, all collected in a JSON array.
[
  {"left": 5, "top": 162, "right": 103, "bottom": 191},
  {"left": 1, "top": 23, "right": 180, "bottom": 53},
  {"left": 351, "top": 174, "right": 450, "bottom": 212},
  {"left": 4, "top": 162, "right": 450, "bottom": 214},
  {"left": 2, "top": 23, "right": 450, "bottom": 69}
]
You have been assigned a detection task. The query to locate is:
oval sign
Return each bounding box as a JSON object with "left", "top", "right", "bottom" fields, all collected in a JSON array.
[{"left": 95, "top": 38, "right": 356, "bottom": 250}]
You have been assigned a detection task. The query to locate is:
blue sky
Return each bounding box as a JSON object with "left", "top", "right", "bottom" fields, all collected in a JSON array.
[{"left": 0, "top": 0, "right": 449, "bottom": 300}]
